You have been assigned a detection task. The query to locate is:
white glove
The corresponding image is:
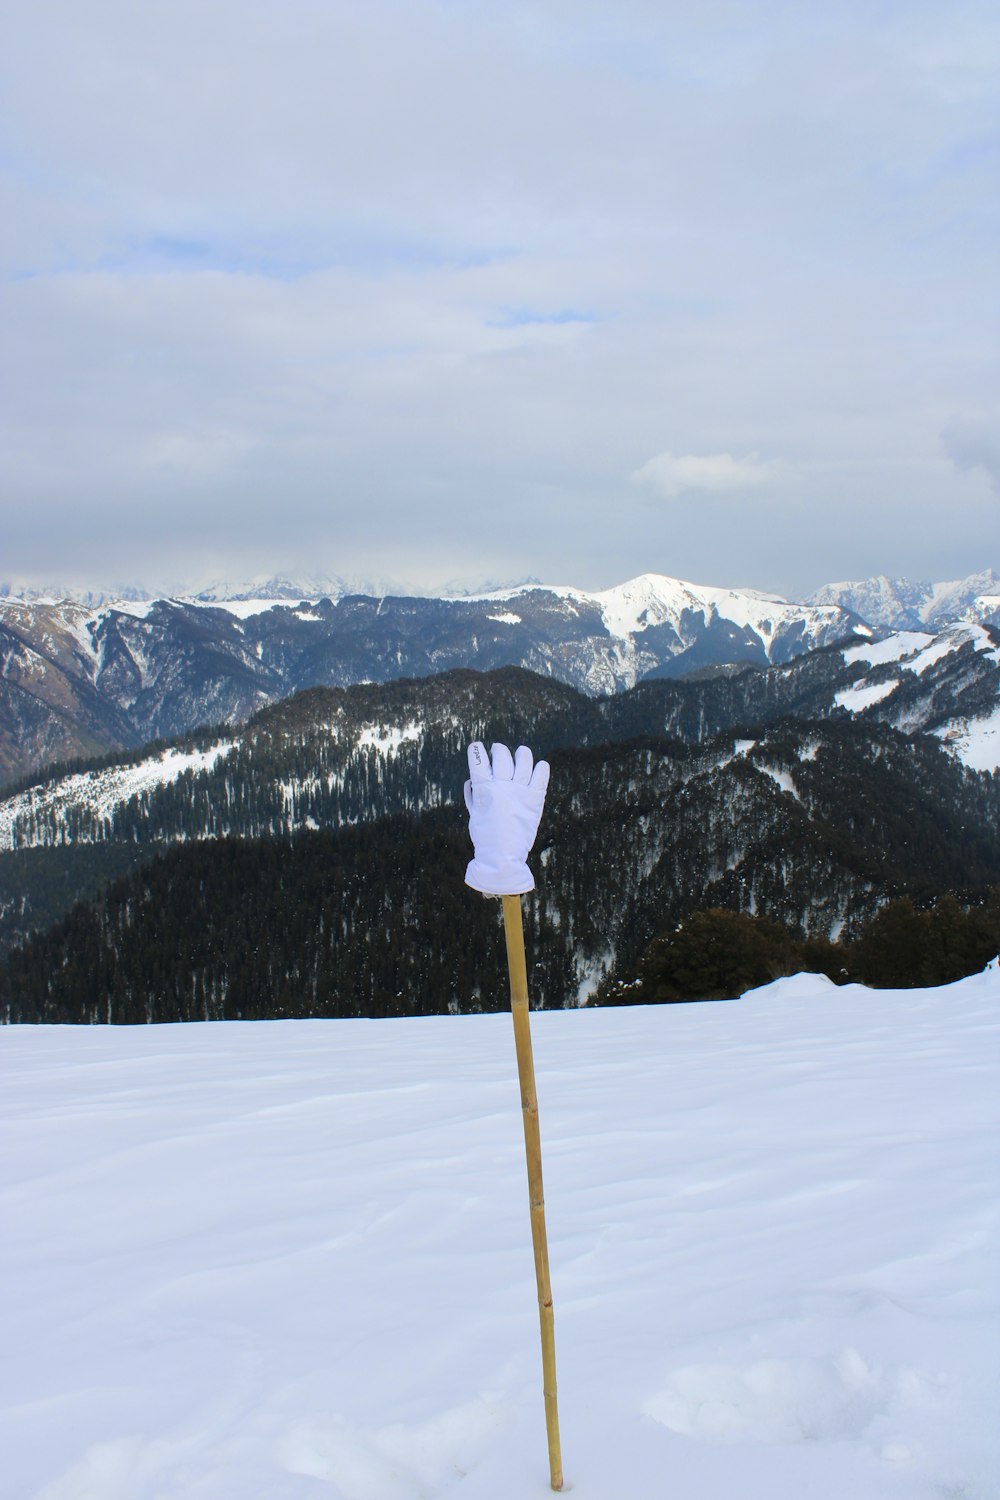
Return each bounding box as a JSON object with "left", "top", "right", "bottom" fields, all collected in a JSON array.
[{"left": 463, "top": 741, "right": 550, "bottom": 896}]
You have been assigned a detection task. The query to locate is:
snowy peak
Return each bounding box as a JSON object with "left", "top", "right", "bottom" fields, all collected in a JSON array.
[
  {"left": 0, "top": 580, "right": 154, "bottom": 607},
  {"left": 2, "top": 566, "right": 995, "bottom": 629},
  {"left": 190, "top": 573, "right": 350, "bottom": 603},
  {"left": 808, "top": 569, "right": 1000, "bottom": 631},
  {"left": 568, "top": 574, "right": 797, "bottom": 640},
  {"left": 457, "top": 571, "right": 861, "bottom": 654}
]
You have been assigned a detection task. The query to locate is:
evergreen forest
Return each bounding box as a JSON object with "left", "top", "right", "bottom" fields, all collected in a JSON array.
[{"left": 2, "top": 669, "right": 998, "bottom": 1022}]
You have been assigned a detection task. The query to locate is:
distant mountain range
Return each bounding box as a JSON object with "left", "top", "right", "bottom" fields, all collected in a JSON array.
[
  {"left": 0, "top": 568, "right": 996, "bottom": 787},
  {"left": 806, "top": 570, "right": 1000, "bottom": 631},
  {"left": 3, "top": 565, "right": 997, "bottom": 620},
  {"left": 0, "top": 572, "right": 401, "bottom": 606}
]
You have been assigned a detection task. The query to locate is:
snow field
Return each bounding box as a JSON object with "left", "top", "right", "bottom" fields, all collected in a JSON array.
[
  {"left": 934, "top": 703, "right": 1000, "bottom": 772},
  {"left": 839, "top": 623, "right": 1000, "bottom": 769},
  {"left": 834, "top": 679, "right": 900, "bottom": 712},
  {"left": 1, "top": 969, "right": 998, "bottom": 1500},
  {"left": 843, "top": 634, "right": 935, "bottom": 668}
]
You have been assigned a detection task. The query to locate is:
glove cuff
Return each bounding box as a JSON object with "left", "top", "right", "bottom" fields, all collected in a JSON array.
[{"left": 465, "top": 858, "right": 535, "bottom": 897}]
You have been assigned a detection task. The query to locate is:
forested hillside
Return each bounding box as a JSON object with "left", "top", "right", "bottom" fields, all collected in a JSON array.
[{"left": 4, "top": 713, "right": 998, "bottom": 1024}]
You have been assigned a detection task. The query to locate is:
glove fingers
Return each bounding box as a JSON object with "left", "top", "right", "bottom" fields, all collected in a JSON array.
[
  {"left": 467, "top": 742, "right": 492, "bottom": 782},
  {"left": 490, "top": 743, "right": 515, "bottom": 781},
  {"left": 529, "top": 759, "right": 550, "bottom": 794},
  {"left": 512, "top": 745, "right": 533, "bottom": 784},
  {"left": 463, "top": 779, "right": 473, "bottom": 814}
]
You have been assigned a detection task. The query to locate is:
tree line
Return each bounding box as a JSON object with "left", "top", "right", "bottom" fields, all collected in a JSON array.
[{"left": 599, "top": 896, "right": 1000, "bottom": 1004}]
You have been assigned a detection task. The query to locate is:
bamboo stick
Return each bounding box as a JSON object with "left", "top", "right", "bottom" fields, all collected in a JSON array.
[{"left": 501, "top": 892, "right": 564, "bottom": 1492}]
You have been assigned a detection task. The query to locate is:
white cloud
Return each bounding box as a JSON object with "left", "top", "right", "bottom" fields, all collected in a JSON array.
[
  {"left": 143, "top": 429, "right": 255, "bottom": 477},
  {"left": 942, "top": 415, "right": 1000, "bottom": 494},
  {"left": 631, "top": 450, "right": 783, "bottom": 498},
  {"left": 0, "top": 1, "right": 996, "bottom": 592}
]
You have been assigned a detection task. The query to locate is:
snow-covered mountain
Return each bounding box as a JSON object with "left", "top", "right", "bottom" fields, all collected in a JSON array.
[
  {"left": 5, "top": 612, "right": 996, "bottom": 861},
  {"left": 187, "top": 571, "right": 423, "bottom": 603},
  {"left": 0, "top": 572, "right": 867, "bottom": 785},
  {"left": 3, "top": 565, "right": 997, "bottom": 787},
  {"left": 453, "top": 573, "right": 867, "bottom": 661},
  {"left": 4, "top": 564, "right": 995, "bottom": 625},
  {"left": 807, "top": 569, "right": 1000, "bottom": 631},
  {"left": 0, "top": 572, "right": 420, "bottom": 607},
  {"left": 0, "top": 580, "right": 154, "bottom": 607},
  {"left": 834, "top": 622, "right": 1000, "bottom": 771},
  {"left": 2, "top": 619, "right": 997, "bottom": 978}
]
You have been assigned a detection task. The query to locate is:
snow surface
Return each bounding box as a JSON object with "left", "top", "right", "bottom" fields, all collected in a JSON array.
[
  {"left": 356, "top": 723, "right": 423, "bottom": 754},
  {"left": 934, "top": 704, "right": 1000, "bottom": 772},
  {"left": 833, "top": 680, "right": 899, "bottom": 712},
  {"left": 837, "top": 623, "right": 1000, "bottom": 769},
  {"left": 100, "top": 599, "right": 164, "bottom": 620},
  {"left": 845, "top": 621, "right": 1000, "bottom": 675},
  {"left": 905, "top": 623, "right": 1000, "bottom": 677},
  {"left": 2, "top": 969, "right": 997, "bottom": 1500},
  {"left": 757, "top": 764, "right": 800, "bottom": 800},
  {"left": 842, "top": 633, "right": 933, "bottom": 667},
  {"left": 185, "top": 598, "right": 316, "bottom": 619}
]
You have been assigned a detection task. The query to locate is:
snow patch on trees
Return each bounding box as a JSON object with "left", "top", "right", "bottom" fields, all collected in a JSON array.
[
  {"left": 834, "top": 680, "right": 899, "bottom": 712},
  {"left": 0, "top": 742, "right": 236, "bottom": 851}
]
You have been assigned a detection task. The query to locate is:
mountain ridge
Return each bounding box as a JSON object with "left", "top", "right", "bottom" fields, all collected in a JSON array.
[
  {"left": 0, "top": 571, "right": 866, "bottom": 786},
  {"left": 1, "top": 567, "right": 995, "bottom": 789},
  {"left": 807, "top": 569, "right": 1000, "bottom": 631},
  {"left": 2, "top": 619, "right": 997, "bottom": 966}
]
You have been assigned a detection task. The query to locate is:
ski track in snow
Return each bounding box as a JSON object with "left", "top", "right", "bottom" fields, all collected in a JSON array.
[
  {"left": 757, "top": 764, "right": 801, "bottom": 800},
  {"left": 2, "top": 968, "right": 998, "bottom": 1500}
]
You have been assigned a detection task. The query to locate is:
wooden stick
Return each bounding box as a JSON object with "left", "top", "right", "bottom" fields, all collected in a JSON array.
[{"left": 501, "top": 892, "right": 564, "bottom": 1492}]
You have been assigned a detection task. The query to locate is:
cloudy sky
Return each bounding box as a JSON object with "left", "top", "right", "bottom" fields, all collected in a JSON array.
[{"left": 2, "top": 0, "right": 998, "bottom": 598}]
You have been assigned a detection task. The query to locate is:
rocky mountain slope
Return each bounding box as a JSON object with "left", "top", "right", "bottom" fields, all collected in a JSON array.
[
  {"left": 1, "top": 565, "right": 995, "bottom": 793},
  {"left": 1, "top": 619, "right": 997, "bottom": 996},
  {"left": 0, "top": 573, "right": 868, "bottom": 785},
  {"left": 3, "top": 614, "right": 996, "bottom": 852},
  {"left": 807, "top": 569, "right": 1000, "bottom": 631}
]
